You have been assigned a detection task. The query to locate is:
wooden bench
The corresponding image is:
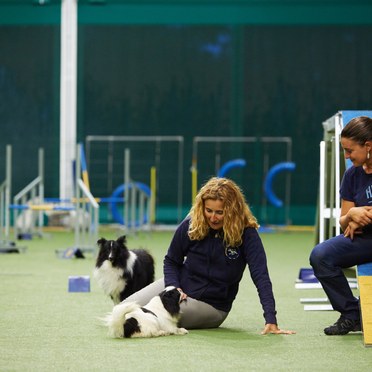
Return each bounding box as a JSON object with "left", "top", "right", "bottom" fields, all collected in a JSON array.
[{"left": 357, "top": 263, "right": 372, "bottom": 346}]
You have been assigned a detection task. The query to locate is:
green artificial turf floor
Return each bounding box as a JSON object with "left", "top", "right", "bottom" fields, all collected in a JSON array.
[{"left": 0, "top": 227, "right": 371, "bottom": 371}]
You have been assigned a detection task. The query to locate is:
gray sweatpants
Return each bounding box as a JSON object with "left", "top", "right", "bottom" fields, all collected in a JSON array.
[{"left": 122, "top": 278, "right": 228, "bottom": 329}]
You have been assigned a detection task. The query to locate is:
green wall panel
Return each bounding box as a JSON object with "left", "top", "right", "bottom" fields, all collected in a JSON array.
[{"left": 0, "top": 1, "right": 371, "bottom": 25}]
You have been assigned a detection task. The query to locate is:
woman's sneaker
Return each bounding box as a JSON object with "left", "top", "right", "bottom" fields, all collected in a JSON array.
[{"left": 324, "top": 316, "right": 361, "bottom": 335}]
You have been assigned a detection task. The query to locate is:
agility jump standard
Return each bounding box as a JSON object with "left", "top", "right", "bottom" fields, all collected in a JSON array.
[
  {"left": 0, "top": 145, "right": 24, "bottom": 252},
  {"left": 8, "top": 144, "right": 99, "bottom": 254}
]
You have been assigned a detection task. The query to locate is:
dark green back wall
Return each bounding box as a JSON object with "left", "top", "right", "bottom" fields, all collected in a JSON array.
[
  {"left": 79, "top": 24, "right": 372, "bottom": 224},
  {"left": 0, "top": 1, "right": 371, "bottom": 225}
]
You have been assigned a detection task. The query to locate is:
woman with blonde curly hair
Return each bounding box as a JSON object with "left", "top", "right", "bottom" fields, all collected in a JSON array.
[
  {"left": 187, "top": 177, "right": 259, "bottom": 247},
  {"left": 123, "top": 177, "right": 294, "bottom": 334}
]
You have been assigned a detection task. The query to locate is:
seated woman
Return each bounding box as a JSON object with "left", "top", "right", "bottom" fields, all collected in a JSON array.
[
  {"left": 310, "top": 115, "right": 372, "bottom": 335},
  {"left": 123, "top": 176, "right": 295, "bottom": 335}
]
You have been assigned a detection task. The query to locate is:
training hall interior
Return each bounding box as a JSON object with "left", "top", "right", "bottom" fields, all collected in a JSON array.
[{"left": 0, "top": 1, "right": 372, "bottom": 371}]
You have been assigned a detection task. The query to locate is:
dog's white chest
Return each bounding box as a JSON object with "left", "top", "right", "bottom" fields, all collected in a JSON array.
[{"left": 93, "top": 261, "right": 126, "bottom": 303}]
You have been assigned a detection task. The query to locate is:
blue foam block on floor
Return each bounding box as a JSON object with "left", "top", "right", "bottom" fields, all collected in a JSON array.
[
  {"left": 68, "top": 276, "right": 90, "bottom": 292},
  {"left": 299, "top": 268, "right": 319, "bottom": 283}
]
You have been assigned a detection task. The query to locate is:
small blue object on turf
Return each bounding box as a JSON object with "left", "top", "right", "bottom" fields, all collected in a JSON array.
[
  {"left": 299, "top": 268, "right": 319, "bottom": 283},
  {"left": 68, "top": 276, "right": 90, "bottom": 292}
]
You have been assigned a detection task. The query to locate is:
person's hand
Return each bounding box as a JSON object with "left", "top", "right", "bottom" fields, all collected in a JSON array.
[
  {"left": 347, "top": 206, "right": 372, "bottom": 227},
  {"left": 344, "top": 221, "right": 363, "bottom": 240},
  {"left": 261, "top": 323, "right": 296, "bottom": 335},
  {"left": 177, "top": 288, "right": 188, "bottom": 301}
]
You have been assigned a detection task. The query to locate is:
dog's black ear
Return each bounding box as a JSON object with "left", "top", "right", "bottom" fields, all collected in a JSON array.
[
  {"left": 160, "top": 289, "right": 181, "bottom": 316},
  {"left": 124, "top": 317, "right": 140, "bottom": 338},
  {"left": 97, "top": 238, "right": 106, "bottom": 246},
  {"left": 117, "top": 235, "right": 127, "bottom": 247}
]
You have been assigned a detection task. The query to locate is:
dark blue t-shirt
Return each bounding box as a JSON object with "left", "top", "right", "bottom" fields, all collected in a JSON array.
[
  {"left": 340, "top": 166, "right": 372, "bottom": 234},
  {"left": 340, "top": 166, "right": 372, "bottom": 206}
]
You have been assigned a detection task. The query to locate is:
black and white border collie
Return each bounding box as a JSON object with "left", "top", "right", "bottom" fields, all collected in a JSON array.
[
  {"left": 103, "top": 286, "right": 188, "bottom": 338},
  {"left": 93, "top": 235, "right": 155, "bottom": 304}
]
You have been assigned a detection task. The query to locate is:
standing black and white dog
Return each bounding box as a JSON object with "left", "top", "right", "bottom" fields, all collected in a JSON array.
[
  {"left": 93, "top": 235, "right": 155, "bottom": 304},
  {"left": 103, "top": 286, "right": 188, "bottom": 338}
]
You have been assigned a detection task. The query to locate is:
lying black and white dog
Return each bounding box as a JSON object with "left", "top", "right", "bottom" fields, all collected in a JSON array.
[
  {"left": 103, "top": 286, "right": 188, "bottom": 338},
  {"left": 93, "top": 235, "right": 155, "bottom": 304}
]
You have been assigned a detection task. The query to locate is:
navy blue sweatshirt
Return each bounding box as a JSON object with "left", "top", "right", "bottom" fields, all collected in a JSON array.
[{"left": 163, "top": 218, "right": 277, "bottom": 325}]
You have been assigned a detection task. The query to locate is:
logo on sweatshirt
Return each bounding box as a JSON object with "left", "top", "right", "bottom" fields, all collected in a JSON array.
[{"left": 225, "top": 247, "right": 239, "bottom": 260}]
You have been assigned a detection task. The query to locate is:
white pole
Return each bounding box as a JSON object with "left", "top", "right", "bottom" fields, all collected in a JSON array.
[
  {"left": 334, "top": 113, "right": 342, "bottom": 236},
  {"left": 319, "top": 141, "right": 325, "bottom": 243},
  {"left": 59, "top": 0, "right": 77, "bottom": 199}
]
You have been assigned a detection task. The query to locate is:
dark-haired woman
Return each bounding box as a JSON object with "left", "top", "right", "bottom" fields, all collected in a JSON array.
[{"left": 310, "top": 116, "right": 372, "bottom": 335}]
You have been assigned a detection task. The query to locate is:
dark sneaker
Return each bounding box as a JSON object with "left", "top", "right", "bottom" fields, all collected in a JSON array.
[{"left": 324, "top": 316, "right": 361, "bottom": 335}]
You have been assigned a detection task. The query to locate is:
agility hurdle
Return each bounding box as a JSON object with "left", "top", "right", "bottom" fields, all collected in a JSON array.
[
  {"left": 71, "top": 142, "right": 99, "bottom": 253},
  {"left": 70, "top": 179, "right": 99, "bottom": 254},
  {"left": 85, "top": 145, "right": 154, "bottom": 232},
  {"left": 12, "top": 148, "right": 45, "bottom": 240},
  {"left": 52, "top": 143, "right": 99, "bottom": 255},
  {"left": 52, "top": 143, "right": 99, "bottom": 256},
  {"left": 85, "top": 135, "right": 184, "bottom": 224},
  {"left": 0, "top": 145, "right": 11, "bottom": 245},
  {"left": 0, "top": 145, "right": 24, "bottom": 252},
  {"left": 111, "top": 148, "right": 152, "bottom": 233},
  {"left": 8, "top": 144, "right": 99, "bottom": 255}
]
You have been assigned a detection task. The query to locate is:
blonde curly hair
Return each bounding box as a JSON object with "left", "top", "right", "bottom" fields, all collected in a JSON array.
[{"left": 188, "top": 177, "right": 259, "bottom": 247}]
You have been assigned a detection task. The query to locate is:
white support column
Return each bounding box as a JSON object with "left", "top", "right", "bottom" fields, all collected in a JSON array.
[
  {"left": 319, "top": 141, "right": 326, "bottom": 243},
  {"left": 334, "top": 112, "right": 342, "bottom": 237},
  {"left": 59, "top": 0, "right": 77, "bottom": 199}
]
